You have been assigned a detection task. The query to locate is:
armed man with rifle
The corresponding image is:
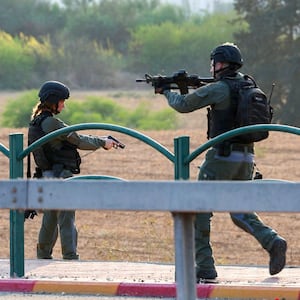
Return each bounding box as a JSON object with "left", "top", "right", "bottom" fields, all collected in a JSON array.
[
  {"left": 143, "top": 43, "right": 287, "bottom": 283},
  {"left": 27, "top": 80, "right": 125, "bottom": 260}
]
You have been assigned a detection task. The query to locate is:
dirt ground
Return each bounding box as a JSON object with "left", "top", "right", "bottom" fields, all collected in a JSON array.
[{"left": 0, "top": 90, "right": 299, "bottom": 268}]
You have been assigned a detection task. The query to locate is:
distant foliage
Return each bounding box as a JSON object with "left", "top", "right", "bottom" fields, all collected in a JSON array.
[
  {"left": 60, "top": 97, "right": 178, "bottom": 130},
  {"left": 1, "top": 92, "right": 178, "bottom": 130},
  {"left": 0, "top": 0, "right": 298, "bottom": 132},
  {"left": 233, "top": 0, "right": 300, "bottom": 126},
  {"left": 60, "top": 0, "right": 186, "bottom": 53},
  {"left": 0, "top": 32, "right": 51, "bottom": 89},
  {"left": 128, "top": 12, "right": 243, "bottom": 74},
  {"left": 1, "top": 91, "right": 38, "bottom": 128},
  {"left": 0, "top": 0, "right": 239, "bottom": 89},
  {"left": 53, "top": 39, "right": 123, "bottom": 89}
]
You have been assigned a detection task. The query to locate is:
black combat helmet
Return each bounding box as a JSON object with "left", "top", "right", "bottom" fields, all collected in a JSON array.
[
  {"left": 38, "top": 81, "right": 70, "bottom": 104},
  {"left": 210, "top": 43, "right": 243, "bottom": 69}
]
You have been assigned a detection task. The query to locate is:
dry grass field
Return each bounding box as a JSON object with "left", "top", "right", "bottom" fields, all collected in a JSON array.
[{"left": 0, "top": 90, "right": 299, "bottom": 268}]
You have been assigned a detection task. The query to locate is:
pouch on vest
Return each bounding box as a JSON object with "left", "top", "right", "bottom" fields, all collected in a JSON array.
[{"left": 223, "top": 75, "right": 273, "bottom": 143}]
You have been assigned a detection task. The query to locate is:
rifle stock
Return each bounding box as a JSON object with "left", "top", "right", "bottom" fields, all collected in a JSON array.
[{"left": 136, "top": 69, "right": 214, "bottom": 94}]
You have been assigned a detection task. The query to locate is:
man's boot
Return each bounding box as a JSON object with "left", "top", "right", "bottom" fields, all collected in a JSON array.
[{"left": 269, "top": 236, "right": 287, "bottom": 275}]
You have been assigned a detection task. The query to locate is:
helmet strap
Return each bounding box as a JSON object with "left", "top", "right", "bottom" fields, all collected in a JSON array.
[
  {"left": 213, "top": 63, "right": 230, "bottom": 79},
  {"left": 213, "top": 60, "right": 240, "bottom": 79}
]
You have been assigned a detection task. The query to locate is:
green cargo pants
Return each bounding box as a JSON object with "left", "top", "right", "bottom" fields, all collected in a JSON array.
[
  {"left": 37, "top": 168, "right": 79, "bottom": 260},
  {"left": 37, "top": 210, "right": 78, "bottom": 259},
  {"left": 195, "top": 148, "right": 278, "bottom": 272}
]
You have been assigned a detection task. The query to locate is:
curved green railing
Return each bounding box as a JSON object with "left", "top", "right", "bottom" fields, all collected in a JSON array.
[
  {"left": 186, "top": 124, "right": 300, "bottom": 164},
  {"left": 0, "top": 142, "right": 9, "bottom": 158},
  {"left": 20, "top": 123, "right": 174, "bottom": 163},
  {"left": 8, "top": 123, "right": 174, "bottom": 277},
  {"left": 66, "top": 175, "right": 125, "bottom": 181},
  {"left": 3, "top": 122, "right": 300, "bottom": 278}
]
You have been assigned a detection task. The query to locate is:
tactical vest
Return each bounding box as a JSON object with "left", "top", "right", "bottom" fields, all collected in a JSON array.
[
  {"left": 207, "top": 100, "right": 236, "bottom": 140},
  {"left": 207, "top": 77, "right": 238, "bottom": 140},
  {"left": 207, "top": 74, "right": 253, "bottom": 154},
  {"left": 28, "top": 111, "right": 81, "bottom": 174}
]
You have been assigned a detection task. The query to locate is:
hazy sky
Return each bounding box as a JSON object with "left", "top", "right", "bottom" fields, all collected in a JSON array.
[
  {"left": 51, "top": 0, "right": 233, "bottom": 11},
  {"left": 163, "top": 0, "right": 233, "bottom": 12}
]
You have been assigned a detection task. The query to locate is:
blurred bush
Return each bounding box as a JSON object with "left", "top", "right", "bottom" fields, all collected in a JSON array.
[{"left": 1, "top": 92, "right": 178, "bottom": 130}]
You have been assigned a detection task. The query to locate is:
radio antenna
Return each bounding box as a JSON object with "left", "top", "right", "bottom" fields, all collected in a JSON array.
[{"left": 269, "top": 83, "right": 275, "bottom": 104}]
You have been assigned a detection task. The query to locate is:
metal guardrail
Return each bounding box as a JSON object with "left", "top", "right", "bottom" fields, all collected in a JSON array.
[
  {"left": 1, "top": 123, "right": 300, "bottom": 300},
  {"left": 1, "top": 180, "right": 298, "bottom": 212},
  {"left": 0, "top": 179, "right": 299, "bottom": 300}
]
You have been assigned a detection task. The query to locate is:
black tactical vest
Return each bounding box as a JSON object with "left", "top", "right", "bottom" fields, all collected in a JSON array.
[
  {"left": 28, "top": 111, "right": 53, "bottom": 171},
  {"left": 28, "top": 111, "right": 81, "bottom": 174},
  {"left": 207, "top": 74, "right": 252, "bottom": 154}
]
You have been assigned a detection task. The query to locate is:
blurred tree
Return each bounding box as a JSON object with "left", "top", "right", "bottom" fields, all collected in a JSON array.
[
  {"left": 50, "top": 38, "right": 122, "bottom": 88},
  {"left": 0, "top": 31, "right": 52, "bottom": 89},
  {"left": 0, "top": 0, "right": 65, "bottom": 40},
  {"left": 233, "top": 0, "right": 300, "bottom": 126},
  {"left": 61, "top": 0, "right": 186, "bottom": 53},
  {"left": 128, "top": 12, "right": 242, "bottom": 74}
]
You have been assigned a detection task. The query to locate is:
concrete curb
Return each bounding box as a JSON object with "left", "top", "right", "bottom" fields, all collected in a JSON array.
[
  {"left": 0, "top": 279, "right": 299, "bottom": 299},
  {"left": 1, "top": 260, "right": 299, "bottom": 299}
]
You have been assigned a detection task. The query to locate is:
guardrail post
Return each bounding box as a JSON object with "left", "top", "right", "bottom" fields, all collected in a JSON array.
[
  {"left": 174, "top": 136, "right": 190, "bottom": 180},
  {"left": 9, "top": 133, "right": 24, "bottom": 277},
  {"left": 173, "top": 136, "right": 196, "bottom": 300}
]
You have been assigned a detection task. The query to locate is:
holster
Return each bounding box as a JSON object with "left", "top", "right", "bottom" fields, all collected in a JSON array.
[
  {"left": 216, "top": 141, "right": 231, "bottom": 157},
  {"left": 33, "top": 167, "right": 43, "bottom": 178}
]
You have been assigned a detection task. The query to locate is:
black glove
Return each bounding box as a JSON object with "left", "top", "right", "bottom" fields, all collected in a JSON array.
[
  {"left": 154, "top": 79, "right": 170, "bottom": 94},
  {"left": 24, "top": 210, "right": 38, "bottom": 221}
]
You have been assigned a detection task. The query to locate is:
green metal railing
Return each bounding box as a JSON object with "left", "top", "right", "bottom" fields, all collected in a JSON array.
[
  {"left": 187, "top": 124, "right": 300, "bottom": 164},
  {"left": 21, "top": 123, "right": 174, "bottom": 163},
  {"left": 0, "top": 143, "right": 9, "bottom": 158},
  {"left": 8, "top": 123, "right": 175, "bottom": 277},
  {"left": 1, "top": 123, "right": 300, "bottom": 277}
]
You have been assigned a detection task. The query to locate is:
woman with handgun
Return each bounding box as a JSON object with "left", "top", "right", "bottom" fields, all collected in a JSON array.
[{"left": 28, "top": 80, "right": 119, "bottom": 260}]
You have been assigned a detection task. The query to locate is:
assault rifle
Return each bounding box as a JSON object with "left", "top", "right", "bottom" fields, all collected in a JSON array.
[{"left": 136, "top": 69, "right": 214, "bottom": 94}]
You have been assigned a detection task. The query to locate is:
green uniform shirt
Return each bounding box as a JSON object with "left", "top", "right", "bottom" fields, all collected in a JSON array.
[
  {"left": 41, "top": 116, "right": 106, "bottom": 151},
  {"left": 163, "top": 80, "right": 231, "bottom": 113}
]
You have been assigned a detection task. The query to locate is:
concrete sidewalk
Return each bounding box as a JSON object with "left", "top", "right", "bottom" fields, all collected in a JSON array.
[{"left": 0, "top": 259, "right": 299, "bottom": 299}]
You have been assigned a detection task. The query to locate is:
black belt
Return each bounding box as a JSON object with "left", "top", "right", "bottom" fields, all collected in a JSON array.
[
  {"left": 213, "top": 143, "right": 254, "bottom": 156},
  {"left": 230, "top": 144, "right": 254, "bottom": 154}
]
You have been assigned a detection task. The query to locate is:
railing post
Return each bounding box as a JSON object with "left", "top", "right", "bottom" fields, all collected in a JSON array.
[
  {"left": 9, "top": 133, "right": 24, "bottom": 277},
  {"left": 174, "top": 136, "right": 190, "bottom": 180},
  {"left": 173, "top": 136, "right": 196, "bottom": 300}
]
